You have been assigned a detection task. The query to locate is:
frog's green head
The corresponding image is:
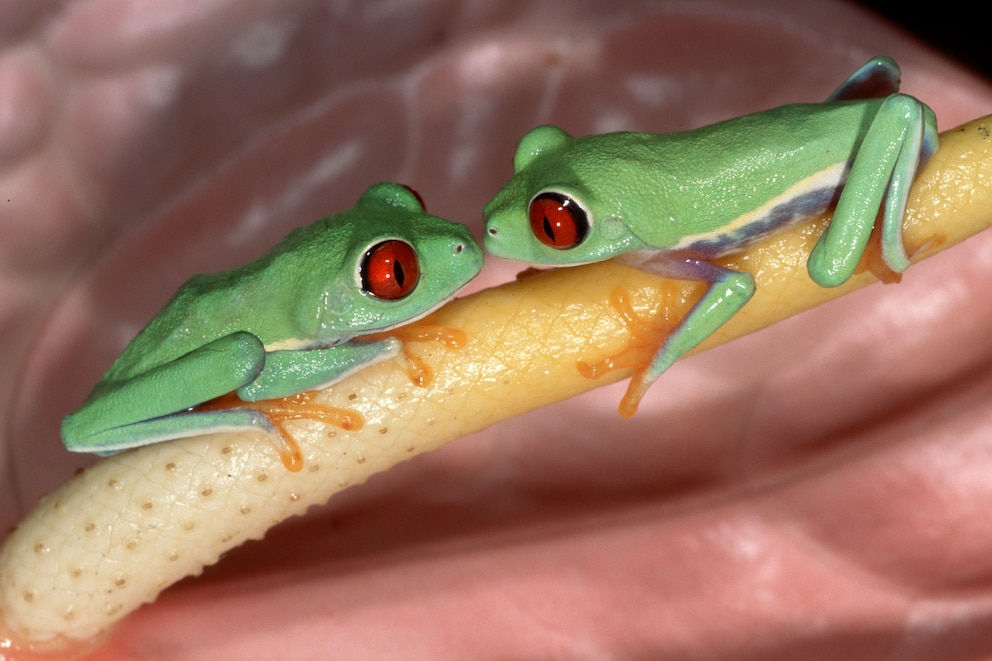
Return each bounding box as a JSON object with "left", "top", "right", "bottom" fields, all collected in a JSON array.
[
  {"left": 483, "top": 125, "right": 647, "bottom": 266},
  {"left": 296, "top": 183, "right": 483, "bottom": 336}
]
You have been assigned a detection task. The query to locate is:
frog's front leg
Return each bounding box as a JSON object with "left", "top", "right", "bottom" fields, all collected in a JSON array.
[
  {"left": 237, "top": 337, "right": 403, "bottom": 401},
  {"left": 615, "top": 252, "right": 756, "bottom": 414},
  {"left": 205, "top": 337, "right": 404, "bottom": 472},
  {"left": 808, "top": 93, "right": 938, "bottom": 287}
]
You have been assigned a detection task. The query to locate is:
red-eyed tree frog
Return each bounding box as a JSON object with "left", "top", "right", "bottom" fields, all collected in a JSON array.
[
  {"left": 61, "top": 183, "right": 483, "bottom": 466},
  {"left": 483, "top": 56, "right": 937, "bottom": 415}
]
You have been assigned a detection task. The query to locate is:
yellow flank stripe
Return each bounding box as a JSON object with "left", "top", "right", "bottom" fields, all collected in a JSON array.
[
  {"left": 264, "top": 338, "right": 310, "bottom": 352},
  {"left": 672, "top": 162, "right": 848, "bottom": 251}
]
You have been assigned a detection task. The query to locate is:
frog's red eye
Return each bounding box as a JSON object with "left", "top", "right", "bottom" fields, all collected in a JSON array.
[
  {"left": 361, "top": 240, "right": 420, "bottom": 300},
  {"left": 528, "top": 192, "right": 588, "bottom": 249}
]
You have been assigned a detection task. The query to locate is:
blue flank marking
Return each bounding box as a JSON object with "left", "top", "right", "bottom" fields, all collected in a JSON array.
[{"left": 684, "top": 186, "right": 842, "bottom": 258}]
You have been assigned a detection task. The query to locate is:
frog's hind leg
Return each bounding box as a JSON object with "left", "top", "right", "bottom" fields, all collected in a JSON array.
[
  {"left": 878, "top": 101, "right": 938, "bottom": 267},
  {"left": 72, "top": 405, "right": 283, "bottom": 461},
  {"left": 61, "top": 332, "right": 266, "bottom": 452},
  {"left": 826, "top": 56, "right": 901, "bottom": 101},
  {"left": 807, "top": 94, "right": 937, "bottom": 287},
  {"left": 613, "top": 254, "right": 756, "bottom": 416}
]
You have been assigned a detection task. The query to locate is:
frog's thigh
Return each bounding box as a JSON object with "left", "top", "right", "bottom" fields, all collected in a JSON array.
[
  {"left": 238, "top": 337, "right": 403, "bottom": 401},
  {"left": 61, "top": 333, "right": 265, "bottom": 452},
  {"left": 61, "top": 332, "right": 266, "bottom": 449}
]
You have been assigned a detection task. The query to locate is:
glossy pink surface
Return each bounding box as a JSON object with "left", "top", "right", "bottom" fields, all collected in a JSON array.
[{"left": 3, "top": 1, "right": 992, "bottom": 659}]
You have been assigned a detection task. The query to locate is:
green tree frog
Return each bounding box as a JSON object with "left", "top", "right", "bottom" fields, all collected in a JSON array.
[
  {"left": 483, "top": 57, "right": 937, "bottom": 415},
  {"left": 62, "top": 182, "right": 484, "bottom": 468}
]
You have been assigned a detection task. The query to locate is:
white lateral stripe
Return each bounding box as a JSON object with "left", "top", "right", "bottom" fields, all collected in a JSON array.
[
  {"left": 264, "top": 337, "right": 331, "bottom": 352},
  {"left": 671, "top": 163, "right": 848, "bottom": 251}
]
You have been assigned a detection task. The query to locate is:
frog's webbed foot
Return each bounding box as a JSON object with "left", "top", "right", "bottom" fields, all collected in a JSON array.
[
  {"left": 855, "top": 220, "right": 947, "bottom": 284},
  {"left": 576, "top": 287, "right": 679, "bottom": 417},
  {"left": 856, "top": 220, "right": 903, "bottom": 284},
  {"left": 197, "top": 391, "right": 363, "bottom": 472},
  {"left": 207, "top": 321, "right": 468, "bottom": 471},
  {"left": 586, "top": 255, "right": 757, "bottom": 417},
  {"left": 365, "top": 316, "right": 468, "bottom": 387}
]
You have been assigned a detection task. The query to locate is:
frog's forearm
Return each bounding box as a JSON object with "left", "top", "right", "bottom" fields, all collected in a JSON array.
[{"left": 2, "top": 117, "right": 991, "bottom": 649}]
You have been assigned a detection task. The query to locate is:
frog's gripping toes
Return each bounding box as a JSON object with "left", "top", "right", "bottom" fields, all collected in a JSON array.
[
  {"left": 61, "top": 183, "right": 484, "bottom": 469},
  {"left": 482, "top": 56, "right": 938, "bottom": 414}
]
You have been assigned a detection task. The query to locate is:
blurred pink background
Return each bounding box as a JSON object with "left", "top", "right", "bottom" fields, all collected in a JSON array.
[{"left": 3, "top": 2, "right": 992, "bottom": 659}]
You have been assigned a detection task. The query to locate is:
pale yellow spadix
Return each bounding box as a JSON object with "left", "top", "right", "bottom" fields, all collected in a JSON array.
[{"left": 1, "top": 116, "right": 990, "bottom": 654}]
